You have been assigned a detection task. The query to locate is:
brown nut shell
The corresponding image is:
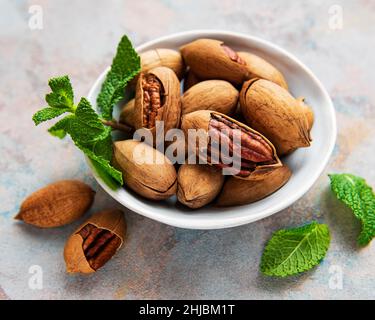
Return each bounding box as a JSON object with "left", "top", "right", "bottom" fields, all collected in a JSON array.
[
  {"left": 297, "top": 97, "right": 314, "bottom": 133},
  {"left": 181, "top": 110, "right": 282, "bottom": 180},
  {"left": 112, "top": 140, "right": 177, "bottom": 200},
  {"left": 140, "top": 48, "right": 185, "bottom": 79},
  {"left": 180, "top": 39, "right": 250, "bottom": 85},
  {"left": 177, "top": 164, "right": 224, "bottom": 209},
  {"left": 240, "top": 79, "right": 311, "bottom": 156},
  {"left": 237, "top": 51, "right": 288, "bottom": 89},
  {"left": 134, "top": 66, "right": 181, "bottom": 140},
  {"left": 183, "top": 70, "right": 201, "bottom": 92},
  {"left": 181, "top": 80, "right": 239, "bottom": 116},
  {"left": 15, "top": 180, "right": 95, "bottom": 228},
  {"left": 64, "top": 209, "right": 126, "bottom": 274},
  {"left": 217, "top": 165, "right": 292, "bottom": 206},
  {"left": 119, "top": 99, "right": 135, "bottom": 128}
]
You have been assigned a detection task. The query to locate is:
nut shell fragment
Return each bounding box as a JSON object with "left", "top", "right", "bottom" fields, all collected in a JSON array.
[{"left": 15, "top": 180, "right": 95, "bottom": 228}]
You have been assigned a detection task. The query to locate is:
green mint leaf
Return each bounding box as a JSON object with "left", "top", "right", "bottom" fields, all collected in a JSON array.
[
  {"left": 89, "top": 158, "right": 122, "bottom": 190},
  {"left": 260, "top": 221, "right": 330, "bottom": 277},
  {"left": 47, "top": 115, "right": 73, "bottom": 138},
  {"left": 85, "top": 150, "right": 123, "bottom": 186},
  {"left": 97, "top": 35, "right": 141, "bottom": 120},
  {"left": 33, "top": 107, "right": 70, "bottom": 125},
  {"left": 45, "top": 75, "right": 74, "bottom": 109},
  {"left": 71, "top": 97, "right": 109, "bottom": 144},
  {"left": 329, "top": 173, "right": 375, "bottom": 246},
  {"left": 46, "top": 106, "right": 123, "bottom": 185}
]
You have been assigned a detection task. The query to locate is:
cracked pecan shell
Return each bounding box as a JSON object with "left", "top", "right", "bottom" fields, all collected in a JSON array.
[
  {"left": 134, "top": 66, "right": 181, "bottom": 141},
  {"left": 64, "top": 209, "right": 126, "bottom": 274},
  {"left": 181, "top": 110, "right": 281, "bottom": 180}
]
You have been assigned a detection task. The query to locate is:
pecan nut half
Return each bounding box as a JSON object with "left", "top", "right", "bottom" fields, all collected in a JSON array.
[{"left": 64, "top": 209, "right": 126, "bottom": 274}]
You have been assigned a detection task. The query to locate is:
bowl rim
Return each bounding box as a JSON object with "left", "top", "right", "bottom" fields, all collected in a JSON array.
[{"left": 87, "top": 29, "right": 337, "bottom": 230}]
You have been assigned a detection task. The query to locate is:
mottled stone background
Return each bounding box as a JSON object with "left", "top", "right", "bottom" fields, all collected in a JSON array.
[{"left": 1, "top": 0, "right": 374, "bottom": 300}]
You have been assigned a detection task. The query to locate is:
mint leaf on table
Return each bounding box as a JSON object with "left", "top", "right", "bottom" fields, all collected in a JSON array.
[
  {"left": 329, "top": 173, "right": 375, "bottom": 246},
  {"left": 260, "top": 221, "right": 330, "bottom": 277},
  {"left": 33, "top": 75, "right": 123, "bottom": 187},
  {"left": 97, "top": 35, "right": 141, "bottom": 120}
]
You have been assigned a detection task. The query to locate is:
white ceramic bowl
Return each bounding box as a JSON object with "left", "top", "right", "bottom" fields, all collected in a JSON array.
[{"left": 87, "top": 30, "right": 336, "bottom": 230}]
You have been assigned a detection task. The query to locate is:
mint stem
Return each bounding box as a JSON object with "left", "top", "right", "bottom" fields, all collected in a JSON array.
[{"left": 101, "top": 119, "right": 133, "bottom": 133}]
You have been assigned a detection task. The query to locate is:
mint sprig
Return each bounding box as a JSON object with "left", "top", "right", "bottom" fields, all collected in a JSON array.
[
  {"left": 33, "top": 75, "right": 123, "bottom": 187},
  {"left": 260, "top": 221, "right": 330, "bottom": 277},
  {"left": 32, "top": 34, "right": 140, "bottom": 189},
  {"left": 329, "top": 173, "right": 375, "bottom": 246},
  {"left": 97, "top": 35, "right": 141, "bottom": 120}
]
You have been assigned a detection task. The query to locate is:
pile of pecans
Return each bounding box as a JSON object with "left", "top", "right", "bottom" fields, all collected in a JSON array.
[{"left": 116, "top": 38, "right": 314, "bottom": 208}]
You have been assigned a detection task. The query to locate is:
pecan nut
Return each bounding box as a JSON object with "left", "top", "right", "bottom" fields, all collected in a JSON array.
[
  {"left": 240, "top": 79, "right": 311, "bottom": 155},
  {"left": 180, "top": 39, "right": 251, "bottom": 85},
  {"left": 181, "top": 110, "right": 281, "bottom": 179},
  {"left": 217, "top": 165, "right": 292, "bottom": 206},
  {"left": 64, "top": 209, "right": 126, "bottom": 274},
  {"left": 134, "top": 66, "right": 181, "bottom": 140},
  {"left": 221, "top": 45, "right": 246, "bottom": 65}
]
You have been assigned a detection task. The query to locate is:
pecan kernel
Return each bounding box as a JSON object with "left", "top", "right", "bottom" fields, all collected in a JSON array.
[
  {"left": 142, "top": 74, "right": 163, "bottom": 128},
  {"left": 208, "top": 115, "right": 276, "bottom": 177},
  {"left": 79, "top": 224, "right": 121, "bottom": 271}
]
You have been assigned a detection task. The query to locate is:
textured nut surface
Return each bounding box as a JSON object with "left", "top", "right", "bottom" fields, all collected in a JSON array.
[
  {"left": 177, "top": 164, "right": 224, "bottom": 209},
  {"left": 140, "top": 48, "right": 185, "bottom": 79},
  {"left": 119, "top": 99, "right": 135, "bottom": 128},
  {"left": 237, "top": 51, "right": 288, "bottom": 89},
  {"left": 64, "top": 209, "right": 126, "bottom": 274},
  {"left": 181, "top": 110, "right": 281, "bottom": 179},
  {"left": 181, "top": 80, "right": 239, "bottom": 115},
  {"left": 134, "top": 66, "right": 181, "bottom": 140},
  {"left": 180, "top": 39, "right": 250, "bottom": 85},
  {"left": 112, "top": 140, "right": 177, "bottom": 200},
  {"left": 240, "top": 79, "right": 311, "bottom": 155},
  {"left": 15, "top": 180, "right": 95, "bottom": 228},
  {"left": 217, "top": 165, "right": 292, "bottom": 206}
]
